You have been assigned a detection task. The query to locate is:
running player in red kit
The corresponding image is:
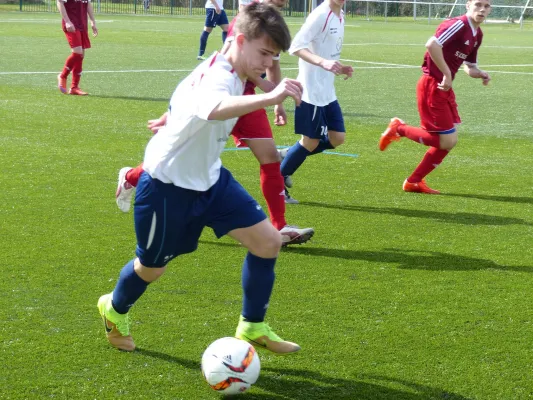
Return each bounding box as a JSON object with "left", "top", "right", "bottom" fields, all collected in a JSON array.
[
  {"left": 56, "top": 0, "right": 98, "bottom": 96},
  {"left": 379, "top": 0, "right": 492, "bottom": 194}
]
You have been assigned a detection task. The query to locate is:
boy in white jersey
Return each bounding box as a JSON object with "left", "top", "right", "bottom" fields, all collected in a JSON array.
[
  {"left": 280, "top": 0, "right": 353, "bottom": 203},
  {"left": 97, "top": 3, "right": 303, "bottom": 355}
]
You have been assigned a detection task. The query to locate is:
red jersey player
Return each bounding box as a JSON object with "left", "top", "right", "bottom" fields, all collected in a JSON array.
[
  {"left": 115, "top": 0, "right": 315, "bottom": 247},
  {"left": 379, "top": 0, "right": 492, "bottom": 194},
  {"left": 56, "top": 0, "right": 98, "bottom": 96}
]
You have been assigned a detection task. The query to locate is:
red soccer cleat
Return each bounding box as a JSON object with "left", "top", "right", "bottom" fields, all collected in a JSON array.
[
  {"left": 403, "top": 179, "right": 441, "bottom": 194},
  {"left": 69, "top": 87, "right": 88, "bottom": 96},
  {"left": 379, "top": 117, "right": 404, "bottom": 151},
  {"left": 57, "top": 74, "right": 68, "bottom": 94}
]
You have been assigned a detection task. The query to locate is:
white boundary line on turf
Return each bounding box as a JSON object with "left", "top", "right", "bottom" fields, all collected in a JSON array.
[{"left": 1, "top": 65, "right": 533, "bottom": 75}]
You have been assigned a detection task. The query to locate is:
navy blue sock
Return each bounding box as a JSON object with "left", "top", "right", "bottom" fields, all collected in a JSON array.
[
  {"left": 111, "top": 260, "right": 149, "bottom": 314},
  {"left": 309, "top": 136, "right": 335, "bottom": 155},
  {"left": 222, "top": 31, "right": 227, "bottom": 43},
  {"left": 280, "top": 141, "right": 311, "bottom": 177},
  {"left": 241, "top": 252, "right": 276, "bottom": 323},
  {"left": 199, "top": 31, "right": 210, "bottom": 56}
]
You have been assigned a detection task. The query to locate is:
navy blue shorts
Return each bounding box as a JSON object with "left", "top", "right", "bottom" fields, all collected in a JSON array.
[
  {"left": 294, "top": 100, "right": 345, "bottom": 139},
  {"left": 205, "top": 8, "right": 229, "bottom": 28},
  {"left": 133, "top": 167, "right": 266, "bottom": 268}
]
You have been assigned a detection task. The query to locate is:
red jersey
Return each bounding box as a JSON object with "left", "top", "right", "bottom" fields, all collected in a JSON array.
[
  {"left": 422, "top": 15, "right": 483, "bottom": 81},
  {"left": 61, "top": 0, "right": 89, "bottom": 31}
]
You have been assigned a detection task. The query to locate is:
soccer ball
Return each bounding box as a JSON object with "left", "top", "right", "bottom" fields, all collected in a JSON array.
[{"left": 201, "top": 337, "right": 261, "bottom": 395}]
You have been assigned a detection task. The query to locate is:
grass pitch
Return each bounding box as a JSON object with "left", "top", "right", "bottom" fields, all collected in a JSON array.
[{"left": 1, "top": 12, "right": 533, "bottom": 400}]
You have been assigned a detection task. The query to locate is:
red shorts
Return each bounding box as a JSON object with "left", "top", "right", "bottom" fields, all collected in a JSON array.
[
  {"left": 231, "top": 87, "right": 273, "bottom": 148},
  {"left": 416, "top": 74, "right": 460, "bottom": 133},
  {"left": 64, "top": 29, "right": 91, "bottom": 49}
]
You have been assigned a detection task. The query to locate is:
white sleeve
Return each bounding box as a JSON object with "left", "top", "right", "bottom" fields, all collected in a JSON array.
[
  {"left": 195, "top": 70, "right": 233, "bottom": 121},
  {"left": 289, "top": 11, "right": 324, "bottom": 55}
]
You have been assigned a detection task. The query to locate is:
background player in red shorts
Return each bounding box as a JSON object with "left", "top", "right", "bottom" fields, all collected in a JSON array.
[
  {"left": 56, "top": 0, "right": 98, "bottom": 96},
  {"left": 115, "top": 0, "right": 314, "bottom": 247},
  {"left": 379, "top": 0, "right": 492, "bottom": 194}
]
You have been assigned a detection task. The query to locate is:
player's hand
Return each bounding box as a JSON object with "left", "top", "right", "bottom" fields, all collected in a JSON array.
[
  {"left": 340, "top": 65, "right": 354, "bottom": 80},
  {"left": 215, "top": 6, "right": 221, "bottom": 14},
  {"left": 65, "top": 21, "right": 75, "bottom": 32},
  {"left": 147, "top": 113, "right": 168, "bottom": 134},
  {"left": 91, "top": 25, "right": 98, "bottom": 37},
  {"left": 274, "top": 104, "right": 287, "bottom": 126},
  {"left": 438, "top": 74, "right": 452, "bottom": 91},
  {"left": 480, "top": 71, "right": 491, "bottom": 86},
  {"left": 320, "top": 59, "right": 343, "bottom": 75},
  {"left": 270, "top": 78, "right": 303, "bottom": 107}
]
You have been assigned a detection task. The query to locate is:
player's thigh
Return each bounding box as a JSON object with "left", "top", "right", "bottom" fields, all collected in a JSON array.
[
  {"left": 439, "top": 131, "right": 458, "bottom": 150},
  {"left": 231, "top": 107, "right": 273, "bottom": 148},
  {"left": 246, "top": 138, "right": 280, "bottom": 165},
  {"left": 325, "top": 100, "right": 346, "bottom": 146},
  {"left": 295, "top": 101, "right": 327, "bottom": 139},
  {"left": 417, "top": 76, "right": 456, "bottom": 133},
  {"left": 205, "top": 9, "right": 217, "bottom": 28},
  {"left": 205, "top": 167, "right": 267, "bottom": 240},
  {"left": 134, "top": 173, "right": 203, "bottom": 267},
  {"left": 64, "top": 30, "right": 83, "bottom": 50},
  {"left": 218, "top": 10, "right": 229, "bottom": 27}
]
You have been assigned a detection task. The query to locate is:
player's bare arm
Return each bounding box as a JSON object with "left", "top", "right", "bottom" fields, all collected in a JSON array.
[
  {"left": 56, "top": 0, "right": 75, "bottom": 32},
  {"left": 209, "top": 0, "right": 221, "bottom": 13},
  {"left": 293, "top": 48, "right": 351, "bottom": 78},
  {"left": 426, "top": 38, "right": 453, "bottom": 91},
  {"left": 265, "top": 59, "right": 287, "bottom": 125},
  {"left": 463, "top": 62, "right": 491, "bottom": 85},
  {"left": 208, "top": 78, "right": 302, "bottom": 121},
  {"left": 87, "top": 2, "right": 98, "bottom": 37}
]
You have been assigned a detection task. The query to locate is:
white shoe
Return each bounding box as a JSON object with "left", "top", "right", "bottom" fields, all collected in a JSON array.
[
  {"left": 279, "top": 225, "right": 314, "bottom": 246},
  {"left": 284, "top": 187, "right": 299, "bottom": 204},
  {"left": 115, "top": 167, "right": 135, "bottom": 212}
]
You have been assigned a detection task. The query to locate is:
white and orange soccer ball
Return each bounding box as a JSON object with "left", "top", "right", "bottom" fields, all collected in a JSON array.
[{"left": 201, "top": 337, "right": 261, "bottom": 395}]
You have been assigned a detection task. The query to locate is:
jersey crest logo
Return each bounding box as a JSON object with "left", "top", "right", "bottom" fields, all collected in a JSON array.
[
  {"left": 474, "top": 41, "right": 478, "bottom": 47},
  {"left": 464, "top": 40, "right": 469, "bottom": 45}
]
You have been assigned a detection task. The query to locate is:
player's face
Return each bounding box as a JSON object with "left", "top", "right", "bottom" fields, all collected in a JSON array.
[
  {"left": 466, "top": 0, "right": 491, "bottom": 24},
  {"left": 331, "top": 0, "right": 345, "bottom": 8},
  {"left": 240, "top": 35, "right": 279, "bottom": 79}
]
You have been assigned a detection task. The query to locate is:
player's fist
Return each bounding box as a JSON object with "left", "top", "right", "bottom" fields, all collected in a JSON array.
[
  {"left": 270, "top": 78, "right": 303, "bottom": 107},
  {"left": 480, "top": 71, "right": 491, "bottom": 86},
  {"left": 320, "top": 59, "right": 343, "bottom": 75},
  {"left": 340, "top": 65, "right": 354, "bottom": 80}
]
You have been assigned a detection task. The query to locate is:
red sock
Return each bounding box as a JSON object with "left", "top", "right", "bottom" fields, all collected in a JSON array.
[
  {"left": 60, "top": 53, "right": 78, "bottom": 79},
  {"left": 260, "top": 162, "right": 286, "bottom": 230},
  {"left": 126, "top": 164, "right": 144, "bottom": 187},
  {"left": 70, "top": 53, "right": 84, "bottom": 88},
  {"left": 398, "top": 124, "right": 440, "bottom": 148},
  {"left": 407, "top": 147, "right": 449, "bottom": 183}
]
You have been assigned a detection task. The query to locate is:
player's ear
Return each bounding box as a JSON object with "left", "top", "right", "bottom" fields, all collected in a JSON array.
[{"left": 236, "top": 33, "right": 246, "bottom": 48}]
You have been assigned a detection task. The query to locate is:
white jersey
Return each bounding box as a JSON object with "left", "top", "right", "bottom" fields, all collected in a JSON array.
[
  {"left": 143, "top": 52, "right": 244, "bottom": 191},
  {"left": 205, "top": 0, "right": 223, "bottom": 9},
  {"left": 289, "top": 2, "right": 345, "bottom": 106},
  {"left": 239, "top": 0, "right": 253, "bottom": 6}
]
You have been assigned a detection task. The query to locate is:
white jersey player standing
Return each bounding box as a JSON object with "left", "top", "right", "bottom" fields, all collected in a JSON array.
[{"left": 280, "top": 0, "right": 354, "bottom": 204}]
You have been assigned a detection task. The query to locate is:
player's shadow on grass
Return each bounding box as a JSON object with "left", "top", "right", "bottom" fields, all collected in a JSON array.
[
  {"left": 286, "top": 246, "right": 533, "bottom": 273},
  {"left": 301, "top": 201, "right": 531, "bottom": 226},
  {"left": 89, "top": 94, "right": 169, "bottom": 102},
  {"left": 133, "top": 350, "right": 471, "bottom": 400},
  {"left": 442, "top": 192, "right": 533, "bottom": 205},
  {"left": 248, "top": 367, "right": 472, "bottom": 400}
]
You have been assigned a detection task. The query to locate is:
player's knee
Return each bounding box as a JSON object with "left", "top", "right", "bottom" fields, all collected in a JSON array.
[
  {"left": 300, "top": 137, "right": 319, "bottom": 152},
  {"left": 439, "top": 135, "right": 458, "bottom": 151},
  {"left": 329, "top": 133, "right": 345, "bottom": 148},
  {"left": 204, "top": 27, "right": 213, "bottom": 33},
  {"left": 250, "top": 229, "right": 282, "bottom": 258},
  {"left": 134, "top": 259, "right": 167, "bottom": 283}
]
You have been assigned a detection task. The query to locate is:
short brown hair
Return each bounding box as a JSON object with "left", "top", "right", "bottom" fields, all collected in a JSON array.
[{"left": 235, "top": 2, "right": 292, "bottom": 53}]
